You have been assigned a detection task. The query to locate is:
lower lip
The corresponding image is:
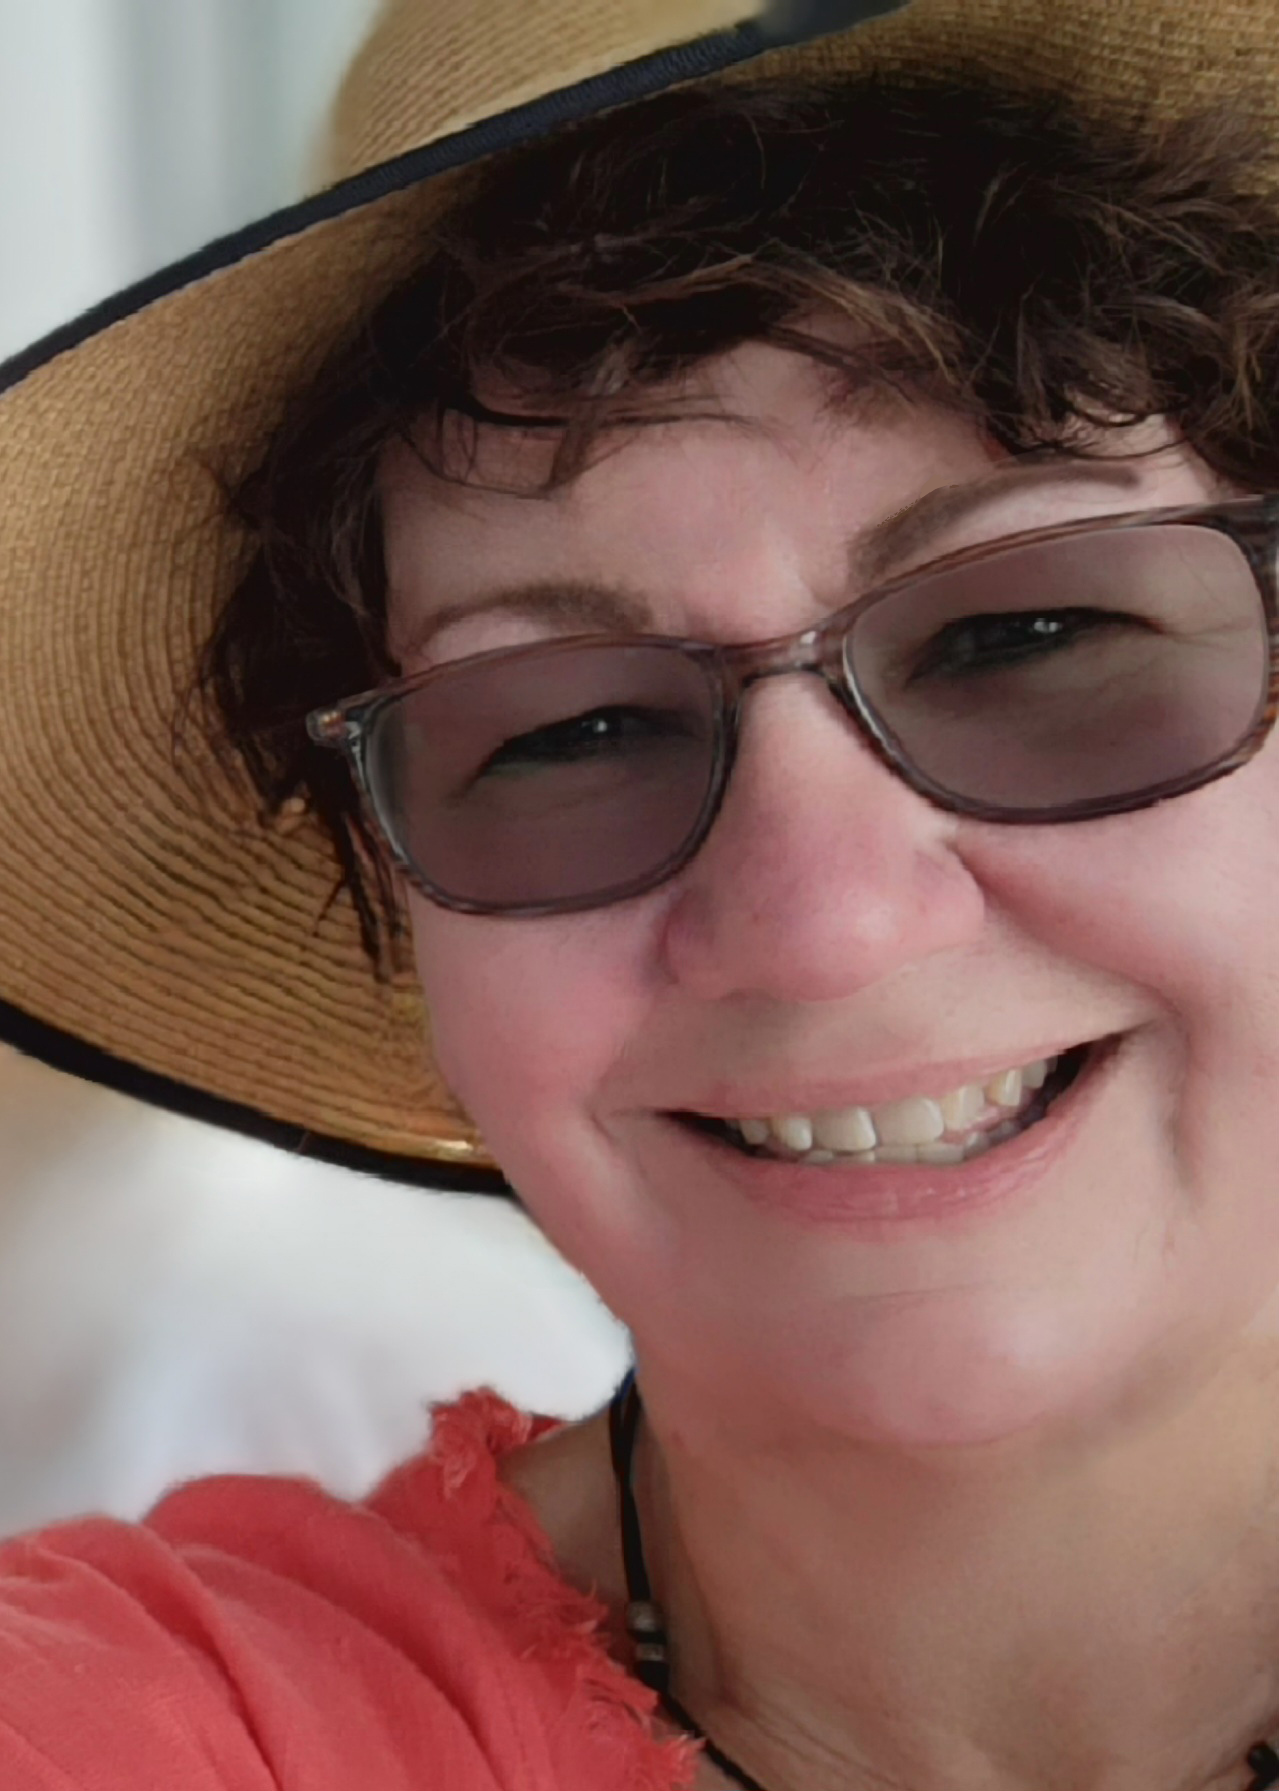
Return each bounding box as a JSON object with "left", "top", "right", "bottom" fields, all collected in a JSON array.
[{"left": 679, "top": 1035, "right": 1127, "bottom": 1232}]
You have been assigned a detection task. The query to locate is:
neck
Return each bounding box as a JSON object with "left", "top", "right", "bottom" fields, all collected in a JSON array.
[{"left": 627, "top": 1355, "right": 1279, "bottom": 1791}]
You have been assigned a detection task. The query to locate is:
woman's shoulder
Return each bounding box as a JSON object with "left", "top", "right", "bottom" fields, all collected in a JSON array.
[{"left": 0, "top": 1386, "right": 698, "bottom": 1791}]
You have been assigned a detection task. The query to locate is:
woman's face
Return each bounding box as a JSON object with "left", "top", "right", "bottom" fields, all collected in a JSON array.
[{"left": 381, "top": 340, "right": 1279, "bottom": 1448}]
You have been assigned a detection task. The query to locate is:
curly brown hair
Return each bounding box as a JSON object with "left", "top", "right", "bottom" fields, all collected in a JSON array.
[{"left": 198, "top": 72, "right": 1279, "bottom": 974}]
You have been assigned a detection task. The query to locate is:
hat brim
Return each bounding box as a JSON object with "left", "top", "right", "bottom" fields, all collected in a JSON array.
[
  {"left": 0, "top": 0, "right": 1271, "bottom": 1196},
  {"left": 0, "top": 9, "right": 805, "bottom": 1197}
]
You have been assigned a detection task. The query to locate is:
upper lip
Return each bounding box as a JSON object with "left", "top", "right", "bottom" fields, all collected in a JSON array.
[{"left": 673, "top": 1034, "right": 1110, "bottom": 1119}]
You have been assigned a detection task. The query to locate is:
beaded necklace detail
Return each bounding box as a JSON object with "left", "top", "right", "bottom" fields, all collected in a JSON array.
[{"left": 607, "top": 1371, "right": 1279, "bottom": 1791}]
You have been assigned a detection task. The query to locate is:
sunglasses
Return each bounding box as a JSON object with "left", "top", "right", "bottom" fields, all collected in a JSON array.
[{"left": 307, "top": 497, "right": 1279, "bottom": 916}]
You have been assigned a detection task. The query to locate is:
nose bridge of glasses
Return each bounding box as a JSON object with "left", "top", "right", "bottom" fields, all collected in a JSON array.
[{"left": 720, "top": 624, "right": 841, "bottom": 709}]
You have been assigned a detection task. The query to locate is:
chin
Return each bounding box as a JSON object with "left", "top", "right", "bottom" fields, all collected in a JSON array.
[{"left": 768, "top": 1295, "right": 1164, "bottom": 1454}]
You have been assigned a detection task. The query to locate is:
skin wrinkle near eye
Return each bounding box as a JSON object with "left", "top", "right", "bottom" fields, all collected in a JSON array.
[{"left": 389, "top": 456, "right": 1154, "bottom": 669}]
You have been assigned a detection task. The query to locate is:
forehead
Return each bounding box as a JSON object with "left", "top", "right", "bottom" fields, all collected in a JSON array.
[
  {"left": 383, "top": 338, "right": 984, "bottom": 521},
  {"left": 378, "top": 340, "right": 1211, "bottom": 658},
  {"left": 381, "top": 346, "right": 987, "bottom": 621}
]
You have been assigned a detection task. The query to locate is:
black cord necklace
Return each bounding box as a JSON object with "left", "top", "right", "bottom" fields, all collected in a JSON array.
[{"left": 607, "top": 1369, "right": 1279, "bottom": 1791}]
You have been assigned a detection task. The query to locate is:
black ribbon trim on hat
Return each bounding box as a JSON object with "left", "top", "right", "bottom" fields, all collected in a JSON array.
[
  {"left": 759, "top": 0, "right": 913, "bottom": 48},
  {"left": 2, "top": 5, "right": 906, "bottom": 397},
  {"left": 0, "top": 997, "right": 515, "bottom": 1198}
]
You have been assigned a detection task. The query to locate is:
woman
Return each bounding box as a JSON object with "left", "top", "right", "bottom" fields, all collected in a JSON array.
[{"left": 3, "top": 0, "right": 1279, "bottom": 1787}]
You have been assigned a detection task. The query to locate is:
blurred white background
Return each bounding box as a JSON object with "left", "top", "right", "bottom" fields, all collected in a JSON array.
[
  {"left": 0, "top": 0, "right": 379, "bottom": 357},
  {"left": 0, "top": 0, "right": 631, "bottom": 1534}
]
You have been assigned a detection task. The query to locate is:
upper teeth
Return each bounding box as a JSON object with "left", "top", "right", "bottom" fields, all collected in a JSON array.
[{"left": 734, "top": 1055, "right": 1056, "bottom": 1156}]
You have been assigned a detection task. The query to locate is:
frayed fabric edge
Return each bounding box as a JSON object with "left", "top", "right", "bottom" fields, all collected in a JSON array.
[{"left": 374, "top": 1387, "right": 703, "bottom": 1791}]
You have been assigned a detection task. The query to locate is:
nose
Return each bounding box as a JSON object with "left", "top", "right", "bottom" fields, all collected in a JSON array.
[{"left": 658, "top": 678, "right": 987, "bottom": 1004}]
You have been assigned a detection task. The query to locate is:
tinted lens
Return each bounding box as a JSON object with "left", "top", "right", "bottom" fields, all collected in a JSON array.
[
  {"left": 848, "top": 524, "right": 1270, "bottom": 812},
  {"left": 365, "top": 640, "right": 720, "bottom": 910}
]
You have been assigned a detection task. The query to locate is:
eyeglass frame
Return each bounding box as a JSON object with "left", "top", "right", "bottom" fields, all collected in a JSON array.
[{"left": 306, "top": 493, "right": 1279, "bottom": 918}]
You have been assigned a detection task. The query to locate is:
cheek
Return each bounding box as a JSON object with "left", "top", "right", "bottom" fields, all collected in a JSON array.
[
  {"left": 1012, "top": 758, "right": 1279, "bottom": 1047},
  {"left": 408, "top": 896, "right": 654, "bottom": 1166},
  {"left": 976, "top": 749, "right": 1279, "bottom": 1245},
  {"left": 409, "top": 898, "right": 677, "bottom": 1281}
]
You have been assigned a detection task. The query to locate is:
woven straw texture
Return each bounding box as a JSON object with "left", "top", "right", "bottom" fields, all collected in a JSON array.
[{"left": 0, "top": 0, "right": 1274, "bottom": 1176}]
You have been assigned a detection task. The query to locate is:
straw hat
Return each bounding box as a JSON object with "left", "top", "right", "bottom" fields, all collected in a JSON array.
[{"left": 0, "top": 0, "right": 1272, "bottom": 1195}]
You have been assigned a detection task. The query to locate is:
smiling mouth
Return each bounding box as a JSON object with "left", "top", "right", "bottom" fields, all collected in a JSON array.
[{"left": 676, "top": 1041, "right": 1097, "bottom": 1170}]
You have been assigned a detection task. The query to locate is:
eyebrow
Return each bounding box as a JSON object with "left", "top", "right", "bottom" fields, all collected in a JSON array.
[
  {"left": 850, "top": 457, "right": 1145, "bottom": 585},
  {"left": 392, "top": 579, "right": 652, "bottom": 665},
  {"left": 392, "top": 457, "right": 1148, "bottom": 662}
]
